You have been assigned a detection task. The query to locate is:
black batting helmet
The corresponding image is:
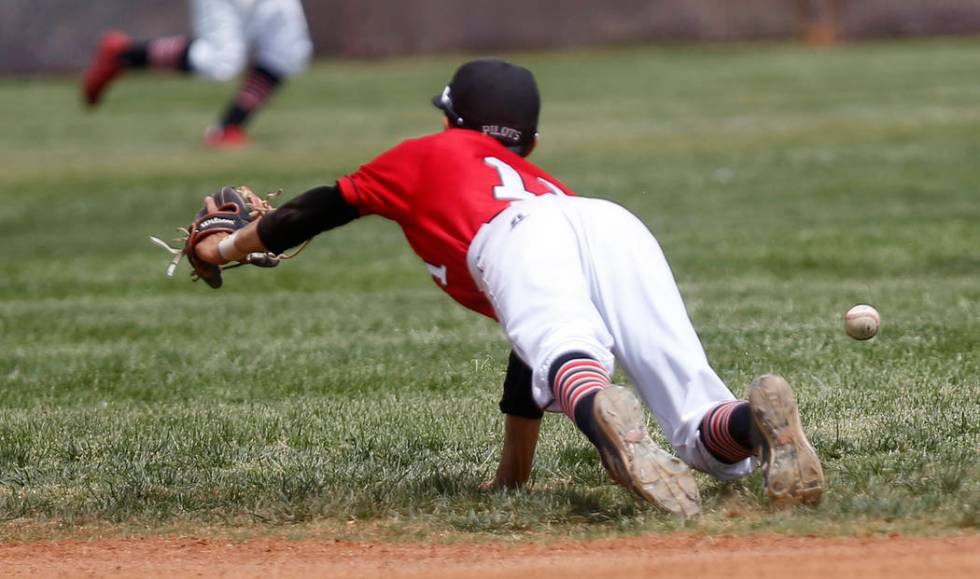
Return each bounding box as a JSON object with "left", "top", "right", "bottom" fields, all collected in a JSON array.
[{"left": 432, "top": 58, "right": 540, "bottom": 154}]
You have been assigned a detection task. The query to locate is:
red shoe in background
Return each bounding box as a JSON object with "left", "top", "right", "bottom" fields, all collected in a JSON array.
[
  {"left": 82, "top": 31, "right": 132, "bottom": 107},
  {"left": 203, "top": 125, "right": 250, "bottom": 149}
]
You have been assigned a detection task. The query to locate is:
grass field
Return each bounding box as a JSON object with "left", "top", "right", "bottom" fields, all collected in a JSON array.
[{"left": 0, "top": 39, "right": 977, "bottom": 541}]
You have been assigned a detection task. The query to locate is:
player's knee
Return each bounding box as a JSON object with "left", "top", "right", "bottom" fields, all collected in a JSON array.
[
  {"left": 188, "top": 40, "right": 247, "bottom": 81},
  {"left": 259, "top": 39, "right": 312, "bottom": 78},
  {"left": 204, "top": 52, "right": 247, "bottom": 81}
]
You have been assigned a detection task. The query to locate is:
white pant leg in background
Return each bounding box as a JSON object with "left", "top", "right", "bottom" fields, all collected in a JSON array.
[
  {"left": 247, "top": 0, "right": 312, "bottom": 77},
  {"left": 189, "top": 0, "right": 312, "bottom": 81},
  {"left": 189, "top": 0, "right": 248, "bottom": 81},
  {"left": 468, "top": 195, "right": 753, "bottom": 480}
]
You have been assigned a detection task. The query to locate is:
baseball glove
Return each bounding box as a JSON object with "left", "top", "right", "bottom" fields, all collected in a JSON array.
[{"left": 150, "top": 185, "right": 281, "bottom": 289}]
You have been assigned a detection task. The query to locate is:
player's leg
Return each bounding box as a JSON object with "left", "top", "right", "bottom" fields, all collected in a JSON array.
[
  {"left": 182, "top": 0, "right": 253, "bottom": 147},
  {"left": 82, "top": 0, "right": 247, "bottom": 108},
  {"left": 468, "top": 197, "right": 699, "bottom": 516},
  {"left": 204, "top": 0, "right": 313, "bottom": 147},
  {"left": 187, "top": 0, "right": 248, "bottom": 82},
  {"left": 577, "top": 198, "right": 823, "bottom": 504},
  {"left": 82, "top": 31, "right": 193, "bottom": 107},
  {"left": 469, "top": 198, "right": 615, "bottom": 409},
  {"left": 574, "top": 197, "right": 756, "bottom": 478},
  {"left": 249, "top": 0, "right": 313, "bottom": 79}
]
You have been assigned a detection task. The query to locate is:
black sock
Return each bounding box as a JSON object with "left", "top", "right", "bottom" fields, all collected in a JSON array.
[
  {"left": 119, "top": 45, "right": 149, "bottom": 68},
  {"left": 729, "top": 402, "right": 753, "bottom": 449},
  {"left": 699, "top": 400, "right": 754, "bottom": 464},
  {"left": 572, "top": 390, "right": 602, "bottom": 447},
  {"left": 119, "top": 38, "right": 191, "bottom": 71},
  {"left": 219, "top": 64, "right": 282, "bottom": 128}
]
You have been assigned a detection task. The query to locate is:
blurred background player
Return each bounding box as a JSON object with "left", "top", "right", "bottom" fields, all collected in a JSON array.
[{"left": 82, "top": 0, "right": 313, "bottom": 148}]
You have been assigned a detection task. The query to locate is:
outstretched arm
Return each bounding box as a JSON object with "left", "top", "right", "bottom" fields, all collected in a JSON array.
[{"left": 196, "top": 183, "right": 359, "bottom": 265}]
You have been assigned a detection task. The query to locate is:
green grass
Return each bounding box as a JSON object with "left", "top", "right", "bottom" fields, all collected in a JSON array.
[{"left": 0, "top": 39, "right": 978, "bottom": 539}]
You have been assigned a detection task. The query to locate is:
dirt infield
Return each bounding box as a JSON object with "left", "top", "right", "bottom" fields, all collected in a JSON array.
[{"left": 2, "top": 533, "right": 977, "bottom": 578}]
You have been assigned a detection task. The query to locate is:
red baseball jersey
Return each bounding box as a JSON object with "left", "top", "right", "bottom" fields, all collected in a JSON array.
[{"left": 337, "top": 129, "right": 575, "bottom": 318}]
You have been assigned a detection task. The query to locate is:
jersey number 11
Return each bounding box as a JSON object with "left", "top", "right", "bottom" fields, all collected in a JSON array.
[{"left": 484, "top": 157, "right": 566, "bottom": 201}]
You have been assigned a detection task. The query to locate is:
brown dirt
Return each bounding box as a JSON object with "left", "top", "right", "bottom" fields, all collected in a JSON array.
[{"left": 2, "top": 533, "right": 978, "bottom": 579}]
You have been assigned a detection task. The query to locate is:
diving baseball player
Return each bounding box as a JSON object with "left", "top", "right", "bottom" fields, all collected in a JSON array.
[
  {"left": 83, "top": 0, "right": 312, "bottom": 148},
  {"left": 186, "top": 59, "right": 825, "bottom": 516}
]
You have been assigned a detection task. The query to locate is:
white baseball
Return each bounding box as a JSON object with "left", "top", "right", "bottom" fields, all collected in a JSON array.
[{"left": 844, "top": 304, "right": 880, "bottom": 340}]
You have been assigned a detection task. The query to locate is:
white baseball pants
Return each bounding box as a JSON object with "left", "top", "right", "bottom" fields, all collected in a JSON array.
[
  {"left": 189, "top": 0, "right": 312, "bottom": 81},
  {"left": 467, "top": 195, "right": 753, "bottom": 479}
]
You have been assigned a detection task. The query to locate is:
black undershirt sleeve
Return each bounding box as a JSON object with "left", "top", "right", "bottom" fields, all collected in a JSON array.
[
  {"left": 259, "top": 187, "right": 539, "bottom": 418},
  {"left": 256, "top": 183, "right": 360, "bottom": 255},
  {"left": 499, "top": 350, "right": 544, "bottom": 419}
]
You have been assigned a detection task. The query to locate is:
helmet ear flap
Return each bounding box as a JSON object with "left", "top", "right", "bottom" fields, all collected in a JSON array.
[{"left": 435, "top": 86, "right": 465, "bottom": 127}]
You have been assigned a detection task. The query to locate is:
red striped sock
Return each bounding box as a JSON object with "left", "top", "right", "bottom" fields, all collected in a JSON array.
[
  {"left": 699, "top": 401, "right": 753, "bottom": 464},
  {"left": 552, "top": 358, "right": 610, "bottom": 425},
  {"left": 235, "top": 69, "right": 276, "bottom": 111},
  {"left": 147, "top": 36, "right": 189, "bottom": 70},
  {"left": 219, "top": 66, "right": 282, "bottom": 128}
]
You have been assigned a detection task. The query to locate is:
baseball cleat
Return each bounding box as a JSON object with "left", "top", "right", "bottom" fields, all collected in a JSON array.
[
  {"left": 203, "top": 124, "right": 250, "bottom": 149},
  {"left": 83, "top": 31, "right": 131, "bottom": 107},
  {"left": 749, "top": 374, "right": 825, "bottom": 508},
  {"left": 593, "top": 385, "right": 701, "bottom": 518}
]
